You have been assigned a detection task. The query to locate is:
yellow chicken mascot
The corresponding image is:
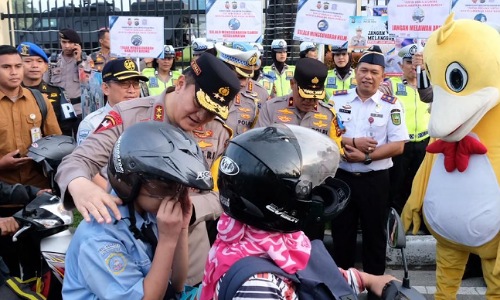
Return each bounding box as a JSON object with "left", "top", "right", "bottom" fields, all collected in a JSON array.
[{"left": 402, "top": 14, "right": 500, "bottom": 299}]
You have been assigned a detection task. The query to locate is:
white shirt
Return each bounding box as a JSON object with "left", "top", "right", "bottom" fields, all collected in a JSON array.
[
  {"left": 332, "top": 89, "right": 409, "bottom": 172},
  {"left": 77, "top": 103, "right": 112, "bottom": 145}
]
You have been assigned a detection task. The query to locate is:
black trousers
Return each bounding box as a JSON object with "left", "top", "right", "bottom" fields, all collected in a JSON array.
[
  {"left": 331, "top": 169, "right": 390, "bottom": 276},
  {"left": 389, "top": 138, "right": 429, "bottom": 214}
]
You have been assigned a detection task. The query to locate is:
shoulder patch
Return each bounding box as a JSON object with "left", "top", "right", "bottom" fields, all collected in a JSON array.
[
  {"left": 94, "top": 110, "right": 123, "bottom": 133},
  {"left": 105, "top": 253, "right": 127, "bottom": 275},
  {"left": 381, "top": 94, "right": 397, "bottom": 104}
]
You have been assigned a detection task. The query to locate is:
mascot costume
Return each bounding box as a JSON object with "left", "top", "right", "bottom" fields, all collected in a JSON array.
[{"left": 402, "top": 14, "right": 500, "bottom": 299}]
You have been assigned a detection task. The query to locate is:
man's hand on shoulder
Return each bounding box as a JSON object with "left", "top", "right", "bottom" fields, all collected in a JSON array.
[{"left": 68, "top": 177, "right": 122, "bottom": 223}]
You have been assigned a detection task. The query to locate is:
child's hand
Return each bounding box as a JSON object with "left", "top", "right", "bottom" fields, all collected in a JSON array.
[{"left": 156, "top": 198, "right": 183, "bottom": 242}]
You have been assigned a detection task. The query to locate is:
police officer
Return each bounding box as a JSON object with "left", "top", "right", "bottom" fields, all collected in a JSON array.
[
  {"left": 262, "top": 39, "right": 296, "bottom": 98},
  {"left": 330, "top": 46, "right": 408, "bottom": 300},
  {"left": 191, "top": 38, "right": 216, "bottom": 61},
  {"left": 379, "top": 44, "right": 432, "bottom": 214},
  {"left": 230, "top": 42, "right": 270, "bottom": 103},
  {"left": 90, "top": 28, "right": 117, "bottom": 72},
  {"left": 256, "top": 57, "right": 344, "bottom": 240},
  {"left": 55, "top": 53, "right": 240, "bottom": 286},
  {"left": 17, "top": 42, "right": 77, "bottom": 137},
  {"left": 299, "top": 41, "right": 318, "bottom": 59},
  {"left": 325, "top": 43, "right": 356, "bottom": 101},
  {"left": 351, "top": 27, "right": 367, "bottom": 47},
  {"left": 44, "top": 28, "right": 89, "bottom": 135},
  {"left": 77, "top": 58, "right": 147, "bottom": 145},
  {"left": 142, "top": 45, "right": 182, "bottom": 96},
  {"left": 216, "top": 43, "right": 260, "bottom": 136}
]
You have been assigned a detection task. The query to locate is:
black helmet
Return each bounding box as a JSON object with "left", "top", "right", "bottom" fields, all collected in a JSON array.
[
  {"left": 27, "top": 135, "right": 76, "bottom": 172},
  {"left": 108, "top": 121, "right": 213, "bottom": 203},
  {"left": 218, "top": 124, "right": 350, "bottom": 233}
]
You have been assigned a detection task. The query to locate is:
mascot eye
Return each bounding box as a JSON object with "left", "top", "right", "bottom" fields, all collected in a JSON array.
[{"left": 445, "top": 62, "right": 468, "bottom": 92}]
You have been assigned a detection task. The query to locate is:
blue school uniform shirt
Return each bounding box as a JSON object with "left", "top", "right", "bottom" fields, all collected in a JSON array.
[{"left": 62, "top": 204, "right": 158, "bottom": 300}]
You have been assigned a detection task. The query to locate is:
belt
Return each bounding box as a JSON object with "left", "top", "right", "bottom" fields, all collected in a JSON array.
[{"left": 337, "top": 168, "right": 387, "bottom": 178}]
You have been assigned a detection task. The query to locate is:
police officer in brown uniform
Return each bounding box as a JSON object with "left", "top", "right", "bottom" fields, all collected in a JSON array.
[
  {"left": 44, "top": 29, "right": 89, "bottom": 136},
  {"left": 17, "top": 42, "right": 77, "bottom": 137},
  {"left": 256, "top": 57, "right": 344, "bottom": 240},
  {"left": 55, "top": 53, "right": 240, "bottom": 286},
  {"left": 215, "top": 43, "right": 261, "bottom": 136},
  {"left": 90, "top": 28, "right": 117, "bottom": 72}
]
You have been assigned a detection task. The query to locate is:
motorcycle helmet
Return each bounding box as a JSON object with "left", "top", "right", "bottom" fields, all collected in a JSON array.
[
  {"left": 218, "top": 124, "right": 350, "bottom": 233},
  {"left": 27, "top": 135, "right": 76, "bottom": 173},
  {"left": 108, "top": 121, "right": 213, "bottom": 203}
]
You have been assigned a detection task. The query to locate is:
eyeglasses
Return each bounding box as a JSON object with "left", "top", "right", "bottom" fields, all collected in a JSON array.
[
  {"left": 141, "top": 177, "right": 185, "bottom": 200},
  {"left": 109, "top": 80, "right": 141, "bottom": 89}
]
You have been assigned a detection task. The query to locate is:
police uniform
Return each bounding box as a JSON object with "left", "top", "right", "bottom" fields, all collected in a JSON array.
[
  {"left": 17, "top": 41, "right": 78, "bottom": 137},
  {"left": 56, "top": 53, "right": 240, "bottom": 286},
  {"left": 216, "top": 43, "right": 261, "bottom": 136},
  {"left": 76, "top": 103, "right": 112, "bottom": 145},
  {"left": 387, "top": 44, "right": 432, "bottom": 213},
  {"left": 142, "top": 45, "right": 182, "bottom": 96},
  {"left": 0, "top": 87, "right": 62, "bottom": 188},
  {"left": 325, "top": 68, "right": 356, "bottom": 101},
  {"left": 263, "top": 39, "right": 296, "bottom": 98},
  {"left": 63, "top": 205, "right": 168, "bottom": 299},
  {"left": 330, "top": 46, "right": 408, "bottom": 283},
  {"left": 90, "top": 50, "right": 117, "bottom": 72}
]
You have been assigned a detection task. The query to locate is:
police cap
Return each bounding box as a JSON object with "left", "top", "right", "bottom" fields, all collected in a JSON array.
[
  {"left": 216, "top": 43, "right": 259, "bottom": 78},
  {"left": 188, "top": 53, "right": 240, "bottom": 120},
  {"left": 299, "top": 41, "right": 316, "bottom": 52},
  {"left": 294, "top": 58, "right": 327, "bottom": 99},
  {"left": 17, "top": 42, "right": 49, "bottom": 63},
  {"left": 163, "top": 45, "right": 176, "bottom": 58},
  {"left": 102, "top": 58, "right": 149, "bottom": 82},
  {"left": 331, "top": 42, "right": 349, "bottom": 53},
  {"left": 358, "top": 45, "right": 385, "bottom": 68},
  {"left": 398, "top": 43, "right": 423, "bottom": 60},
  {"left": 271, "top": 39, "right": 287, "bottom": 52},
  {"left": 59, "top": 28, "right": 81, "bottom": 44},
  {"left": 192, "top": 38, "right": 215, "bottom": 55}
]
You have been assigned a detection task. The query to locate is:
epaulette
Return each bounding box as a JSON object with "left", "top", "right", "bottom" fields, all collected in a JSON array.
[
  {"left": 381, "top": 93, "right": 397, "bottom": 104},
  {"left": 116, "top": 96, "right": 153, "bottom": 111},
  {"left": 214, "top": 116, "right": 234, "bottom": 139},
  {"left": 333, "top": 90, "right": 348, "bottom": 96}
]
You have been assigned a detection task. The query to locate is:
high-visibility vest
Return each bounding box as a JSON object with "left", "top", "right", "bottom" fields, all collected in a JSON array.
[
  {"left": 142, "top": 68, "right": 182, "bottom": 96},
  {"left": 324, "top": 68, "right": 356, "bottom": 102},
  {"left": 262, "top": 64, "right": 295, "bottom": 98},
  {"left": 390, "top": 77, "right": 430, "bottom": 142}
]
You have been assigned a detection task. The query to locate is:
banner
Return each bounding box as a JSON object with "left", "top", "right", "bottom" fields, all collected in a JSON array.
[
  {"left": 452, "top": 0, "right": 500, "bottom": 25},
  {"left": 109, "top": 16, "right": 164, "bottom": 58},
  {"left": 348, "top": 16, "right": 394, "bottom": 51},
  {"left": 293, "top": 0, "right": 356, "bottom": 46},
  {"left": 388, "top": 0, "right": 451, "bottom": 38},
  {"left": 206, "top": 0, "right": 263, "bottom": 42}
]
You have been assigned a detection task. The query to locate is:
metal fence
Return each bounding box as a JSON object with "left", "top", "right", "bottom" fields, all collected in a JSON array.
[{"left": 1, "top": 0, "right": 377, "bottom": 66}]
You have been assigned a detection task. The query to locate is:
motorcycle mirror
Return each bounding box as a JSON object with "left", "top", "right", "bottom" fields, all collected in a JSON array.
[{"left": 387, "top": 207, "right": 406, "bottom": 249}]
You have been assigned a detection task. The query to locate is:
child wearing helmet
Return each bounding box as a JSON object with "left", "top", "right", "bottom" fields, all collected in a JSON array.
[
  {"left": 63, "top": 122, "right": 213, "bottom": 299},
  {"left": 200, "top": 124, "right": 396, "bottom": 300}
]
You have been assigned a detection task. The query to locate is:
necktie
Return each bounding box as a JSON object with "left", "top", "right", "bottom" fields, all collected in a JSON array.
[
  {"left": 141, "top": 222, "right": 158, "bottom": 255},
  {"left": 426, "top": 135, "right": 487, "bottom": 172}
]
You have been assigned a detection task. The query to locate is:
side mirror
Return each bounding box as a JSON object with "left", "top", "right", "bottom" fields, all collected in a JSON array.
[{"left": 387, "top": 207, "right": 406, "bottom": 249}]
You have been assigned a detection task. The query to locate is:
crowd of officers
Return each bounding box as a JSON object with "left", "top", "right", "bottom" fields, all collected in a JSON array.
[{"left": 0, "top": 27, "right": 433, "bottom": 299}]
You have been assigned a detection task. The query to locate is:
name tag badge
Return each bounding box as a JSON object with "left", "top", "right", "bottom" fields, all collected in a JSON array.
[
  {"left": 149, "top": 77, "right": 159, "bottom": 88},
  {"left": 339, "top": 108, "right": 351, "bottom": 114},
  {"left": 370, "top": 113, "right": 383, "bottom": 118},
  {"left": 396, "top": 83, "right": 407, "bottom": 96},
  {"left": 31, "top": 127, "right": 42, "bottom": 143}
]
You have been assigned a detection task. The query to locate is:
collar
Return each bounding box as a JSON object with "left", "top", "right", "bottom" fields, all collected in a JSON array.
[{"left": 354, "top": 89, "right": 382, "bottom": 104}]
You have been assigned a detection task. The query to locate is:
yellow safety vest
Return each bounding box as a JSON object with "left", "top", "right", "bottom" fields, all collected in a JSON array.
[
  {"left": 142, "top": 68, "right": 182, "bottom": 96},
  {"left": 324, "top": 69, "right": 356, "bottom": 102},
  {"left": 262, "top": 64, "right": 295, "bottom": 98},
  {"left": 390, "top": 77, "right": 430, "bottom": 142}
]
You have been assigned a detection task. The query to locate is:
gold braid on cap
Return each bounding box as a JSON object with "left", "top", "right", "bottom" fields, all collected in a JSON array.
[{"left": 360, "top": 50, "right": 384, "bottom": 60}]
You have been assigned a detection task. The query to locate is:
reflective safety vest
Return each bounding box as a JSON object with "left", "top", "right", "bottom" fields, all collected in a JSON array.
[
  {"left": 390, "top": 77, "right": 430, "bottom": 142},
  {"left": 142, "top": 68, "right": 182, "bottom": 96},
  {"left": 324, "top": 68, "right": 356, "bottom": 103},
  {"left": 262, "top": 64, "right": 295, "bottom": 98}
]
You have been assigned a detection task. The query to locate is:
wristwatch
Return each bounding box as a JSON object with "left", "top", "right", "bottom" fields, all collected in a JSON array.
[{"left": 363, "top": 153, "right": 373, "bottom": 165}]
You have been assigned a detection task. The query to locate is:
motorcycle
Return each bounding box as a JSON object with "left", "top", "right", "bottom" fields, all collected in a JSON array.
[
  {"left": 11, "top": 193, "right": 73, "bottom": 299},
  {"left": 5, "top": 135, "right": 76, "bottom": 299},
  {"left": 382, "top": 208, "right": 426, "bottom": 300}
]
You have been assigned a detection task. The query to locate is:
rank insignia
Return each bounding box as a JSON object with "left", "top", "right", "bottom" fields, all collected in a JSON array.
[
  {"left": 238, "top": 107, "right": 251, "bottom": 112},
  {"left": 313, "top": 120, "right": 327, "bottom": 128},
  {"left": 193, "top": 130, "right": 213, "bottom": 138},
  {"left": 278, "top": 108, "right": 293, "bottom": 114},
  {"left": 313, "top": 113, "right": 328, "bottom": 120},
  {"left": 94, "top": 110, "right": 123, "bottom": 133},
  {"left": 154, "top": 105, "right": 164, "bottom": 121},
  {"left": 198, "top": 140, "right": 213, "bottom": 148},
  {"left": 277, "top": 115, "right": 292, "bottom": 123},
  {"left": 240, "top": 113, "right": 251, "bottom": 120}
]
